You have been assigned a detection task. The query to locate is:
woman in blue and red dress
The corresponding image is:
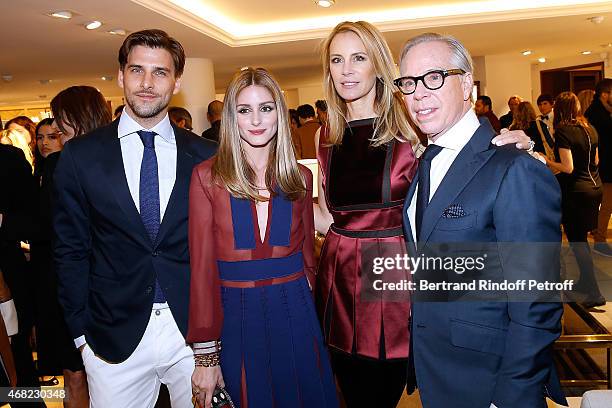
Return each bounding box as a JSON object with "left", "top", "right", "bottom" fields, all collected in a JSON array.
[{"left": 187, "top": 68, "right": 338, "bottom": 408}]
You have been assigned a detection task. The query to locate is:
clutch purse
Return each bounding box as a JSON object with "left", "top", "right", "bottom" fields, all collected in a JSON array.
[
  {"left": 194, "top": 387, "right": 235, "bottom": 408},
  {"left": 212, "top": 387, "right": 235, "bottom": 408}
]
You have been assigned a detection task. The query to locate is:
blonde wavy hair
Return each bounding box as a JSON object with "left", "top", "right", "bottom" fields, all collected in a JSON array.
[
  {"left": 321, "top": 21, "right": 416, "bottom": 146},
  {"left": 212, "top": 68, "right": 306, "bottom": 201},
  {"left": 0, "top": 128, "right": 34, "bottom": 172}
]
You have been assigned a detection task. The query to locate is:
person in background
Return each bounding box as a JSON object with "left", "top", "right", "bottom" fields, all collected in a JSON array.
[
  {"left": 295, "top": 104, "right": 319, "bottom": 159},
  {"left": 0, "top": 135, "right": 43, "bottom": 407},
  {"left": 35, "top": 85, "right": 112, "bottom": 408},
  {"left": 315, "top": 99, "right": 328, "bottom": 126},
  {"left": 578, "top": 89, "right": 595, "bottom": 117},
  {"left": 0, "top": 128, "right": 34, "bottom": 172},
  {"left": 202, "top": 100, "right": 223, "bottom": 142},
  {"left": 537, "top": 93, "right": 555, "bottom": 135},
  {"left": 114, "top": 104, "right": 125, "bottom": 119},
  {"left": 510, "top": 101, "right": 555, "bottom": 163},
  {"left": 168, "top": 106, "right": 193, "bottom": 131},
  {"left": 5, "top": 116, "right": 36, "bottom": 155},
  {"left": 289, "top": 109, "right": 302, "bottom": 157},
  {"left": 34, "top": 119, "right": 62, "bottom": 162},
  {"left": 499, "top": 95, "right": 522, "bottom": 129},
  {"left": 584, "top": 79, "right": 612, "bottom": 257},
  {"left": 474, "top": 95, "right": 502, "bottom": 133},
  {"left": 188, "top": 67, "right": 338, "bottom": 408},
  {"left": 30, "top": 118, "right": 62, "bottom": 387},
  {"left": 547, "top": 92, "right": 604, "bottom": 308},
  {"left": 52, "top": 86, "right": 112, "bottom": 145}
]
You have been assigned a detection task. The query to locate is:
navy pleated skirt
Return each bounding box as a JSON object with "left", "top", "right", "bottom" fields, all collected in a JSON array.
[{"left": 218, "top": 254, "right": 339, "bottom": 408}]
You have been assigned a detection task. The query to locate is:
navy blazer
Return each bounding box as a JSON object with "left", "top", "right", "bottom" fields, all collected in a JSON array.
[
  {"left": 402, "top": 124, "right": 567, "bottom": 408},
  {"left": 52, "top": 120, "right": 217, "bottom": 362}
]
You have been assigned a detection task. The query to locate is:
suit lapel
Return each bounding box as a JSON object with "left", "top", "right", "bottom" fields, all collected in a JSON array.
[
  {"left": 155, "top": 127, "right": 193, "bottom": 247},
  {"left": 100, "top": 123, "right": 151, "bottom": 245},
  {"left": 419, "top": 125, "right": 495, "bottom": 243}
]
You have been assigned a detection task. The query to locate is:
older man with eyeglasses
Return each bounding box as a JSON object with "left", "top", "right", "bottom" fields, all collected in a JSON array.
[{"left": 396, "top": 33, "right": 567, "bottom": 408}]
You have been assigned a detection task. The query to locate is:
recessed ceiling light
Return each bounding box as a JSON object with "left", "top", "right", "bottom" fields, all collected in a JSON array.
[
  {"left": 538, "top": 57, "right": 546, "bottom": 63},
  {"left": 589, "top": 16, "right": 605, "bottom": 24},
  {"left": 522, "top": 50, "right": 532, "bottom": 56},
  {"left": 50, "top": 10, "right": 72, "bottom": 19},
  {"left": 85, "top": 21, "right": 102, "bottom": 30},
  {"left": 2, "top": 74, "right": 12, "bottom": 82},
  {"left": 101, "top": 76, "right": 113, "bottom": 81},
  {"left": 39, "top": 79, "right": 51, "bottom": 85},
  {"left": 108, "top": 28, "right": 126, "bottom": 35},
  {"left": 582, "top": 50, "right": 592, "bottom": 55},
  {"left": 316, "top": 0, "right": 335, "bottom": 7}
]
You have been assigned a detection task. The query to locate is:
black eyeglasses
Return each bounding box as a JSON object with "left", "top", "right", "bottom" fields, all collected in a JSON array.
[{"left": 393, "top": 69, "right": 466, "bottom": 95}]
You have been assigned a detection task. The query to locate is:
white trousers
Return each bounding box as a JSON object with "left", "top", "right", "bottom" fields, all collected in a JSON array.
[{"left": 82, "top": 306, "right": 194, "bottom": 408}]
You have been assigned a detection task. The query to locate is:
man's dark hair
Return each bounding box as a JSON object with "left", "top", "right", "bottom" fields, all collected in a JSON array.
[
  {"left": 296, "top": 104, "right": 315, "bottom": 119},
  {"left": 50, "top": 86, "right": 112, "bottom": 137},
  {"left": 168, "top": 106, "right": 193, "bottom": 130},
  {"left": 118, "top": 29, "right": 186, "bottom": 77},
  {"left": 315, "top": 99, "right": 327, "bottom": 112},
  {"left": 476, "top": 95, "right": 492, "bottom": 109},
  {"left": 537, "top": 94, "right": 554, "bottom": 105},
  {"left": 595, "top": 78, "right": 612, "bottom": 97}
]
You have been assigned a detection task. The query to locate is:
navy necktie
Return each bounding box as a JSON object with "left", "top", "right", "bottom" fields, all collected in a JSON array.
[
  {"left": 416, "top": 144, "right": 443, "bottom": 240},
  {"left": 138, "top": 130, "right": 165, "bottom": 303}
]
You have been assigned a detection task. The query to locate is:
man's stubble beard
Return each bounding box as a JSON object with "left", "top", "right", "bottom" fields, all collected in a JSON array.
[{"left": 126, "top": 93, "right": 171, "bottom": 119}]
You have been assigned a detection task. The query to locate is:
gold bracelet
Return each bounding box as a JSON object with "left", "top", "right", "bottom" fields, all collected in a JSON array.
[{"left": 194, "top": 352, "right": 220, "bottom": 367}]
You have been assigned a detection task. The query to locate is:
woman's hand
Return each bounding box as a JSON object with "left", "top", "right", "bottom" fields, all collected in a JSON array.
[
  {"left": 491, "top": 129, "right": 533, "bottom": 150},
  {"left": 192, "top": 365, "right": 225, "bottom": 408}
]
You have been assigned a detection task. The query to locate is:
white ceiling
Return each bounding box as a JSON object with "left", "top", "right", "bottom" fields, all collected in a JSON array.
[{"left": 1, "top": 0, "right": 612, "bottom": 107}]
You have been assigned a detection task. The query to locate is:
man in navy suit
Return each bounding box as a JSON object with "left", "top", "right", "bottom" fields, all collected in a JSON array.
[
  {"left": 395, "top": 33, "right": 566, "bottom": 408},
  {"left": 53, "top": 30, "right": 216, "bottom": 407}
]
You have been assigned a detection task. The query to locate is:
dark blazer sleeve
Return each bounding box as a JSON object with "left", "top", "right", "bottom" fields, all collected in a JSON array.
[
  {"left": 491, "top": 154, "right": 564, "bottom": 407},
  {"left": 52, "top": 143, "right": 91, "bottom": 339}
]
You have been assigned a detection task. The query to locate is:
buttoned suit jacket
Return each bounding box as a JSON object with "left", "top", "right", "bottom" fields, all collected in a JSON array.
[
  {"left": 402, "top": 124, "right": 567, "bottom": 408},
  {"left": 53, "top": 119, "right": 217, "bottom": 362}
]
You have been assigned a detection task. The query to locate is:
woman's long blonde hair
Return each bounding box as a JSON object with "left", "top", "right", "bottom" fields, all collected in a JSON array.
[
  {"left": 321, "top": 21, "right": 416, "bottom": 146},
  {"left": 509, "top": 101, "right": 537, "bottom": 131},
  {"left": 212, "top": 68, "right": 306, "bottom": 201},
  {"left": 0, "top": 128, "right": 34, "bottom": 172}
]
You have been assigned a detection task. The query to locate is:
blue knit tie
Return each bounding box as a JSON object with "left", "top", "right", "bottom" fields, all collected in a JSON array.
[{"left": 138, "top": 130, "right": 165, "bottom": 303}]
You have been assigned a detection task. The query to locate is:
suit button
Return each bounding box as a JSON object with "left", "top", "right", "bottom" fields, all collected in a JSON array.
[{"left": 145, "top": 286, "right": 153, "bottom": 294}]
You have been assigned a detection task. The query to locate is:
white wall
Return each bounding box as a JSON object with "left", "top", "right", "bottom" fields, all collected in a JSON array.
[
  {"left": 283, "top": 89, "right": 300, "bottom": 109},
  {"left": 297, "top": 84, "right": 324, "bottom": 107},
  {"left": 483, "top": 53, "right": 533, "bottom": 117}
]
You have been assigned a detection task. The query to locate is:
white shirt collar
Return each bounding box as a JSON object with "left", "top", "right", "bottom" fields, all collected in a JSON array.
[
  {"left": 429, "top": 109, "right": 480, "bottom": 151},
  {"left": 117, "top": 109, "right": 175, "bottom": 143}
]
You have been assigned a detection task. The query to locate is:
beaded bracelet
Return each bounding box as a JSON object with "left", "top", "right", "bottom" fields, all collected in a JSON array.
[{"left": 194, "top": 352, "right": 221, "bottom": 367}]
